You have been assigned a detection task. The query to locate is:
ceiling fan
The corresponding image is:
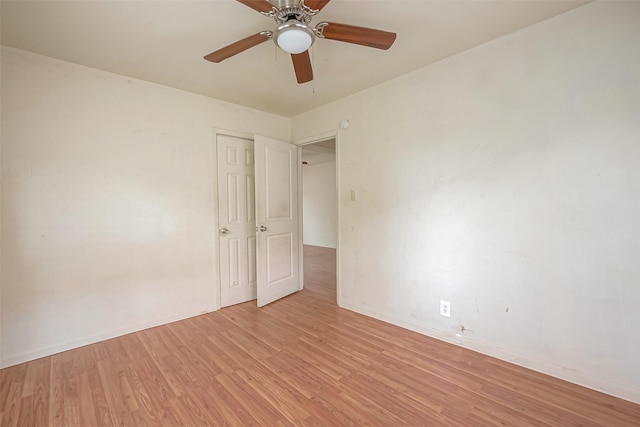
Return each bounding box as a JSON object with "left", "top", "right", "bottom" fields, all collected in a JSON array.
[{"left": 204, "top": 0, "right": 397, "bottom": 84}]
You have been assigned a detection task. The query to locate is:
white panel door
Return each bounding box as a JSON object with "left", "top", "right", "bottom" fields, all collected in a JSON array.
[
  {"left": 217, "top": 134, "right": 257, "bottom": 307},
  {"left": 254, "top": 135, "right": 300, "bottom": 307}
]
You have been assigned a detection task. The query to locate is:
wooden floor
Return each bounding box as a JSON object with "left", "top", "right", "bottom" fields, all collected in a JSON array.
[{"left": 2, "top": 245, "right": 639, "bottom": 426}]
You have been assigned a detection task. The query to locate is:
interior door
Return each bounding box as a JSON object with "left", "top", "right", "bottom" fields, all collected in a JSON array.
[
  {"left": 254, "top": 135, "right": 301, "bottom": 307},
  {"left": 217, "top": 134, "right": 257, "bottom": 307}
]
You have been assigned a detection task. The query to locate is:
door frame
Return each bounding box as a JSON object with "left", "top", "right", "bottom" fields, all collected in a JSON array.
[
  {"left": 212, "top": 128, "right": 256, "bottom": 310},
  {"left": 295, "top": 129, "right": 341, "bottom": 307}
]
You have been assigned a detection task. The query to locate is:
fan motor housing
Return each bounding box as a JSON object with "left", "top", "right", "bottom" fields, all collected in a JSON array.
[{"left": 271, "top": 0, "right": 301, "bottom": 8}]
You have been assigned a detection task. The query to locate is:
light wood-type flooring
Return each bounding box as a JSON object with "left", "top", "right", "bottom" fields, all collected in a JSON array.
[{"left": 2, "top": 245, "right": 639, "bottom": 426}]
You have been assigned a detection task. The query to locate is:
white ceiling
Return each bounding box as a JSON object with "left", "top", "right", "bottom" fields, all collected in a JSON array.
[{"left": 1, "top": 0, "right": 586, "bottom": 117}]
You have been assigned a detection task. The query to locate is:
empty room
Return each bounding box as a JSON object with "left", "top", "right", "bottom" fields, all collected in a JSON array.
[{"left": 1, "top": 1, "right": 639, "bottom": 425}]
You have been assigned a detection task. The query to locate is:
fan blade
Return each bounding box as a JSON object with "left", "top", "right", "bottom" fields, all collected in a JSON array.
[
  {"left": 236, "top": 0, "right": 273, "bottom": 13},
  {"left": 304, "top": 0, "right": 331, "bottom": 12},
  {"left": 291, "top": 51, "right": 313, "bottom": 84},
  {"left": 319, "top": 22, "right": 396, "bottom": 50},
  {"left": 204, "top": 33, "right": 270, "bottom": 63}
]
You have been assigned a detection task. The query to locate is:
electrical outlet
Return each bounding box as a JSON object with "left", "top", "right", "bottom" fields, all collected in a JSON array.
[{"left": 440, "top": 300, "right": 451, "bottom": 317}]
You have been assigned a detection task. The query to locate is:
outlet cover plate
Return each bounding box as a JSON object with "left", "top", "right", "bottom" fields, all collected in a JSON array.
[{"left": 440, "top": 300, "right": 451, "bottom": 317}]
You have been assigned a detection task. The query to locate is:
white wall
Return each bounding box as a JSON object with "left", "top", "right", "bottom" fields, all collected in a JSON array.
[
  {"left": 292, "top": 2, "right": 640, "bottom": 403},
  {"left": 0, "top": 47, "right": 290, "bottom": 367},
  {"left": 303, "top": 161, "right": 337, "bottom": 248}
]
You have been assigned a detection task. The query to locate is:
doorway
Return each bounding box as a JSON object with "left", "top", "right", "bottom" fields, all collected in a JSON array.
[
  {"left": 301, "top": 138, "right": 338, "bottom": 304},
  {"left": 216, "top": 132, "right": 301, "bottom": 308}
]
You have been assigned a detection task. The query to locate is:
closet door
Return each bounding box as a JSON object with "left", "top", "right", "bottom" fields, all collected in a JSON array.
[{"left": 217, "top": 134, "right": 256, "bottom": 307}]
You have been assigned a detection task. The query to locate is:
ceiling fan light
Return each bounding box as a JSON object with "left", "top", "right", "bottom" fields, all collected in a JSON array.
[{"left": 275, "top": 22, "right": 314, "bottom": 54}]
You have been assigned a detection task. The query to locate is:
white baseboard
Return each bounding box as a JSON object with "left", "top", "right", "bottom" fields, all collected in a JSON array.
[
  {"left": 0, "top": 304, "right": 217, "bottom": 369},
  {"left": 339, "top": 299, "right": 640, "bottom": 405}
]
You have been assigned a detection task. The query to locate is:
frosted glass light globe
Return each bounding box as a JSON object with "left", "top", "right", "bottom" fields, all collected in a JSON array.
[
  {"left": 277, "top": 28, "right": 313, "bottom": 54},
  {"left": 274, "top": 20, "right": 315, "bottom": 55}
]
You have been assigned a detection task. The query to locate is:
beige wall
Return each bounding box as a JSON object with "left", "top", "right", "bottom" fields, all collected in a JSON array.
[
  {"left": 1, "top": 47, "right": 289, "bottom": 367},
  {"left": 292, "top": 2, "right": 640, "bottom": 403}
]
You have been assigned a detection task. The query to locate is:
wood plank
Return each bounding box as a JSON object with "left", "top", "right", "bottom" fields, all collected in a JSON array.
[
  {"left": 1, "top": 364, "right": 26, "bottom": 427},
  {"left": 81, "top": 344, "right": 115, "bottom": 426}
]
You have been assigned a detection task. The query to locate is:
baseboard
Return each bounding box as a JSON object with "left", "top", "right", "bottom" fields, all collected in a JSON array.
[
  {"left": 0, "top": 304, "right": 218, "bottom": 369},
  {"left": 339, "top": 299, "right": 640, "bottom": 405}
]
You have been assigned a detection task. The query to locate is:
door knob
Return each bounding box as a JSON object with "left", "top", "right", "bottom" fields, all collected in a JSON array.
[
  {"left": 219, "top": 227, "right": 230, "bottom": 235},
  {"left": 259, "top": 225, "right": 267, "bottom": 232}
]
